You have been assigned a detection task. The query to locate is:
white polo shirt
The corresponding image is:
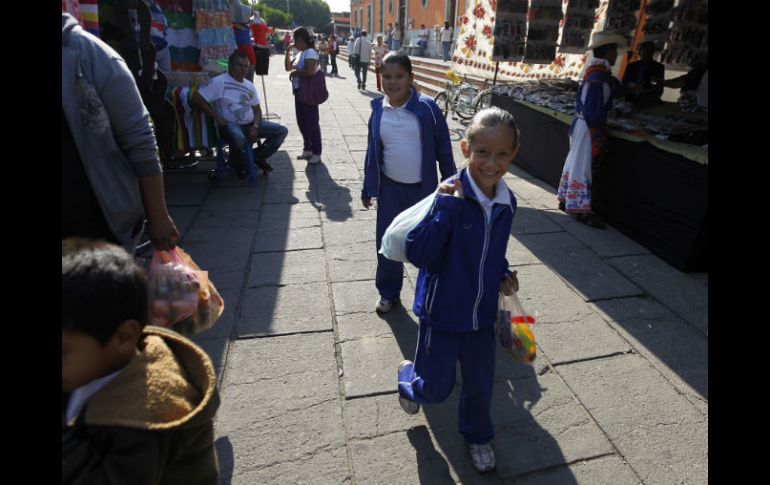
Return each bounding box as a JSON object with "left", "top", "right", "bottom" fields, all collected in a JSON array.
[
  {"left": 465, "top": 169, "right": 512, "bottom": 222},
  {"left": 380, "top": 94, "right": 422, "bottom": 184}
]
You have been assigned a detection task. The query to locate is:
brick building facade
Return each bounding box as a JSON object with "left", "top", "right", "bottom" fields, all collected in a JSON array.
[{"left": 349, "top": 0, "right": 469, "bottom": 51}]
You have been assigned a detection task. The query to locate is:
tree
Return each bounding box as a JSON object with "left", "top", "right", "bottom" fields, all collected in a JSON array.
[
  {"left": 262, "top": 0, "right": 332, "bottom": 32},
  {"left": 256, "top": 3, "right": 293, "bottom": 28},
  {"left": 239, "top": 1, "right": 293, "bottom": 29}
]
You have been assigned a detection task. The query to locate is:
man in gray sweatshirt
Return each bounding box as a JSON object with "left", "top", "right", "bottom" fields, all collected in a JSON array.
[{"left": 62, "top": 13, "right": 178, "bottom": 253}]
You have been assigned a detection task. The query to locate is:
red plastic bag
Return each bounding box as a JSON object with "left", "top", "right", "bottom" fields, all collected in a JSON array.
[
  {"left": 147, "top": 247, "right": 224, "bottom": 335},
  {"left": 495, "top": 291, "right": 537, "bottom": 364}
]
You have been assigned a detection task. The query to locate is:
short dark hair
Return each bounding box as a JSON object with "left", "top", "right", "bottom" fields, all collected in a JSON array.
[
  {"left": 228, "top": 50, "right": 249, "bottom": 65},
  {"left": 593, "top": 43, "right": 617, "bottom": 59},
  {"left": 62, "top": 238, "right": 148, "bottom": 345},
  {"left": 382, "top": 52, "right": 413, "bottom": 74},
  {"left": 361, "top": 30, "right": 368, "bottom": 36}
]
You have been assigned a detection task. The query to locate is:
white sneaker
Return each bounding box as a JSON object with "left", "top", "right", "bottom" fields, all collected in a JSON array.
[
  {"left": 307, "top": 154, "right": 322, "bottom": 165},
  {"left": 397, "top": 360, "right": 420, "bottom": 415},
  {"left": 469, "top": 443, "right": 496, "bottom": 472},
  {"left": 296, "top": 151, "right": 312, "bottom": 160},
  {"left": 375, "top": 297, "right": 397, "bottom": 313}
]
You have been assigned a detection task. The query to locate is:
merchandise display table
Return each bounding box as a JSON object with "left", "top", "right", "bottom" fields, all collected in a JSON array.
[{"left": 492, "top": 94, "right": 707, "bottom": 272}]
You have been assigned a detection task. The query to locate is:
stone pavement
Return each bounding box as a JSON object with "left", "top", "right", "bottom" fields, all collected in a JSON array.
[{"left": 162, "top": 58, "right": 707, "bottom": 484}]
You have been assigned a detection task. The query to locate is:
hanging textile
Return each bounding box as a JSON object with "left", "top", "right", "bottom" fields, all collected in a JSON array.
[
  {"left": 453, "top": 0, "right": 618, "bottom": 81},
  {"left": 194, "top": 0, "right": 237, "bottom": 69},
  {"left": 166, "top": 83, "right": 220, "bottom": 152},
  {"left": 165, "top": 9, "right": 200, "bottom": 71}
]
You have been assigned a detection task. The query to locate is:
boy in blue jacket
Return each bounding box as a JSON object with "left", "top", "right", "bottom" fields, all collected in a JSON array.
[{"left": 398, "top": 107, "right": 521, "bottom": 473}]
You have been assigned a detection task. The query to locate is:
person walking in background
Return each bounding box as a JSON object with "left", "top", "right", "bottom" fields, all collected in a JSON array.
[
  {"left": 391, "top": 22, "right": 401, "bottom": 52},
  {"left": 329, "top": 34, "right": 339, "bottom": 76},
  {"left": 440, "top": 21, "right": 453, "bottom": 62},
  {"left": 386, "top": 22, "right": 394, "bottom": 50},
  {"left": 373, "top": 34, "right": 389, "bottom": 92},
  {"left": 417, "top": 24, "right": 430, "bottom": 56},
  {"left": 353, "top": 30, "right": 372, "bottom": 90},
  {"left": 398, "top": 107, "right": 522, "bottom": 474},
  {"left": 62, "top": 12, "right": 179, "bottom": 253},
  {"left": 285, "top": 27, "right": 323, "bottom": 165},
  {"left": 361, "top": 53, "right": 456, "bottom": 314}
]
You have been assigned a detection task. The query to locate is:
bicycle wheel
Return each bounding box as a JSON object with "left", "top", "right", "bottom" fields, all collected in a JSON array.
[
  {"left": 454, "top": 85, "right": 478, "bottom": 120},
  {"left": 434, "top": 91, "right": 450, "bottom": 118},
  {"left": 473, "top": 89, "right": 494, "bottom": 113}
]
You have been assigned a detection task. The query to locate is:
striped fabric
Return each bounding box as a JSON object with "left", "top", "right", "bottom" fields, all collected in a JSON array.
[
  {"left": 79, "top": 0, "right": 99, "bottom": 37},
  {"left": 167, "top": 86, "right": 220, "bottom": 152}
]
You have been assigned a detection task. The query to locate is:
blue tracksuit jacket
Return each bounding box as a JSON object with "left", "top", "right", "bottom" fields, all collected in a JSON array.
[
  {"left": 406, "top": 168, "right": 516, "bottom": 332},
  {"left": 361, "top": 88, "right": 456, "bottom": 200}
]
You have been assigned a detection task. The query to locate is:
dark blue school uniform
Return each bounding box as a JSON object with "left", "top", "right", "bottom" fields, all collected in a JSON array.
[
  {"left": 399, "top": 168, "right": 516, "bottom": 444},
  {"left": 362, "top": 88, "right": 456, "bottom": 301}
]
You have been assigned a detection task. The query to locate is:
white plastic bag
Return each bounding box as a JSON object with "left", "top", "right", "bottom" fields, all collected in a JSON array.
[{"left": 379, "top": 191, "right": 437, "bottom": 263}]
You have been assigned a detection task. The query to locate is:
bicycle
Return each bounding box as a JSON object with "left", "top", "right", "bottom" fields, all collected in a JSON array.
[{"left": 434, "top": 70, "right": 482, "bottom": 121}]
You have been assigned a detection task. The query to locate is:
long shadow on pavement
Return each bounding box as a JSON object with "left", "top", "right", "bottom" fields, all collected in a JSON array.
[
  {"left": 508, "top": 203, "right": 708, "bottom": 402},
  {"left": 305, "top": 162, "right": 353, "bottom": 222},
  {"left": 380, "top": 307, "right": 578, "bottom": 484}
]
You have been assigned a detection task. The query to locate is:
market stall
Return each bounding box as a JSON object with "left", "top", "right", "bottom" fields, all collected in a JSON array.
[{"left": 451, "top": 0, "right": 708, "bottom": 272}]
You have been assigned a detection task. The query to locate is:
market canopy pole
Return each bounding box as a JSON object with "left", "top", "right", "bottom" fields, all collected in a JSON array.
[
  {"left": 619, "top": 0, "right": 650, "bottom": 80},
  {"left": 493, "top": 61, "right": 500, "bottom": 86}
]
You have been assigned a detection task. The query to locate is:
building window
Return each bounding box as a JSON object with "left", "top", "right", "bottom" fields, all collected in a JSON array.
[
  {"left": 389, "top": 0, "right": 393, "bottom": 15},
  {"left": 421, "top": 0, "right": 428, "bottom": 7}
]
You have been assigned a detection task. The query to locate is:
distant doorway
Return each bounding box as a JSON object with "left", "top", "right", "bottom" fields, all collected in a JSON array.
[{"left": 398, "top": 0, "right": 406, "bottom": 38}]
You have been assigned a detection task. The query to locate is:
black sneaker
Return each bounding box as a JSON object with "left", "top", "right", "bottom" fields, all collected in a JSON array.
[
  {"left": 255, "top": 158, "right": 273, "bottom": 172},
  {"left": 235, "top": 165, "right": 248, "bottom": 179}
]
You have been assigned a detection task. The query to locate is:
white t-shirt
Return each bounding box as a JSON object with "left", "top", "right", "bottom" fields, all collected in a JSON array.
[
  {"left": 197, "top": 73, "right": 260, "bottom": 124},
  {"left": 440, "top": 27, "right": 453, "bottom": 42},
  {"left": 354, "top": 37, "right": 372, "bottom": 62},
  {"left": 392, "top": 28, "right": 401, "bottom": 41},
  {"left": 380, "top": 94, "right": 422, "bottom": 184},
  {"left": 419, "top": 29, "right": 429, "bottom": 40},
  {"left": 292, "top": 48, "right": 319, "bottom": 90}
]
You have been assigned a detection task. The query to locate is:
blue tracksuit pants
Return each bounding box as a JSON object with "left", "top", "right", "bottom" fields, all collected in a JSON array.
[
  {"left": 398, "top": 323, "right": 496, "bottom": 444},
  {"left": 375, "top": 174, "right": 424, "bottom": 300}
]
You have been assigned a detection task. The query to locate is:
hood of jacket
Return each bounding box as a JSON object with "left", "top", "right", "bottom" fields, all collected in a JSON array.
[
  {"left": 85, "top": 326, "right": 219, "bottom": 431},
  {"left": 62, "top": 12, "right": 79, "bottom": 46}
]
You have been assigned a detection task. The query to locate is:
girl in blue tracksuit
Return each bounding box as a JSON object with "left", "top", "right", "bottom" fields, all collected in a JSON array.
[
  {"left": 361, "top": 53, "right": 456, "bottom": 314},
  {"left": 398, "top": 107, "right": 521, "bottom": 473}
]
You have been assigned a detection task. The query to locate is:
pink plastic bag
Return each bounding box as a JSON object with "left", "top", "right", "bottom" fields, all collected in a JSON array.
[{"left": 147, "top": 249, "right": 201, "bottom": 327}]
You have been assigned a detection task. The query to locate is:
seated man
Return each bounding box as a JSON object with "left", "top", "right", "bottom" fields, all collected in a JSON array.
[
  {"left": 621, "top": 41, "right": 664, "bottom": 106},
  {"left": 417, "top": 24, "right": 430, "bottom": 56},
  {"left": 193, "top": 51, "right": 288, "bottom": 177}
]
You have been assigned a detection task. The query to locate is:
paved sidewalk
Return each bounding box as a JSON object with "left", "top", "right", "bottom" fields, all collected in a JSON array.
[{"left": 162, "top": 58, "right": 707, "bottom": 484}]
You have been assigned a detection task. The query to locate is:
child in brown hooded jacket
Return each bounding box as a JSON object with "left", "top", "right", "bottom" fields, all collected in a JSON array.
[{"left": 62, "top": 238, "right": 220, "bottom": 485}]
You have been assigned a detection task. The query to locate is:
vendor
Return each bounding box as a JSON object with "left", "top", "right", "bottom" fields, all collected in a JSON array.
[
  {"left": 664, "top": 57, "right": 708, "bottom": 110},
  {"left": 621, "top": 41, "right": 664, "bottom": 106},
  {"left": 557, "top": 31, "right": 627, "bottom": 229}
]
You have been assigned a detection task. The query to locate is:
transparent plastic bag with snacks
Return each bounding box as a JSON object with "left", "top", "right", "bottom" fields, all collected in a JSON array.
[
  {"left": 147, "top": 247, "right": 224, "bottom": 336},
  {"left": 495, "top": 291, "right": 537, "bottom": 364}
]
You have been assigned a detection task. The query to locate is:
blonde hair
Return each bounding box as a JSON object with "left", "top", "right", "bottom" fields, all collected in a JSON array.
[{"left": 465, "top": 107, "right": 520, "bottom": 149}]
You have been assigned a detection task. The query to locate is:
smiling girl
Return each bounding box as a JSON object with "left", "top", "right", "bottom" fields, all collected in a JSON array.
[
  {"left": 397, "top": 107, "right": 521, "bottom": 473},
  {"left": 361, "top": 52, "right": 456, "bottom": 314}
]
